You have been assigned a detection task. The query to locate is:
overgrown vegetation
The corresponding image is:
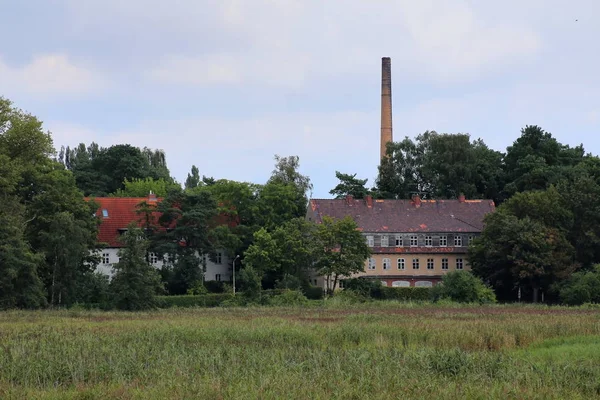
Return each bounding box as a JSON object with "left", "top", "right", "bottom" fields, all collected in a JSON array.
[{"left": 0, "top": 306, "right": 598, "bottom": 399}]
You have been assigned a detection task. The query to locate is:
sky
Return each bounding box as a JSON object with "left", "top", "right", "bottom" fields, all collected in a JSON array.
[{"left": 1, "top": 0, "right": 599, "bottom": 198}]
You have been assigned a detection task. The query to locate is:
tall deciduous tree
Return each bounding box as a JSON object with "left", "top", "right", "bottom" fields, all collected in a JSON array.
[
  {"left": 314, "top": 216, "right": 371, "bottom": 295},
  {"left": 112, "top": 177, "right": 181, "bottom": 198},
  {"left": 330, "top": 171, "right": 370, "bottom": 199},
  {"left": 110, "top": 223, "right": 161, "bottom": 310}
]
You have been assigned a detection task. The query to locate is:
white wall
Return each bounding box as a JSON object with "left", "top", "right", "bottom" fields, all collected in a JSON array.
[{"left": 95, "top": 248, "right": 231, "bottom": 281}]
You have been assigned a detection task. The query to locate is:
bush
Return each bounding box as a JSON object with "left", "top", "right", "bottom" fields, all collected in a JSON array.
[
  {"left": 303, "top": 285, "right": 324, "bottom": 300},
  {"left": 342, "top": 278, "right": 384, "bottom": 298},
  {"left": 157, "top": 293, "right": 233, "bottom": 308},
  {"left": 559, "top": 266, "right": 600, "bottom": 305},
  {"left": 204, "top": 280, "right": 227, "bottom": 293},
  {"left": 381, "top": 287, "right": 431, "bottom": 301},
  {"left": 275, "top": 274, "right": 302, "bottom": 290},
  {"left": 431, "top": 271, "right": 496, "bottom": 304},
  {"left": 269, "top": 290, "right": 309, "bottom": 306},
  {"left": 239, "top": 267, "right": 262, "bottom": 301}
]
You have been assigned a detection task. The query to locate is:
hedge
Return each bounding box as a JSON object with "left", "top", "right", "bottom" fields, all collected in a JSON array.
[
  {"left": 379, "top": 287, "right": 431, "bottom": 301},
  {"left": 157, "top": 293, "right": 233, "bottom": 308}
]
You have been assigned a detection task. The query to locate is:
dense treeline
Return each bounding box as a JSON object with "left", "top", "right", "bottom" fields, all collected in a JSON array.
[
  {"left": 2, "top": 95, "right": 600, "bottom": 308},
  {"left": 332, "top": 128, "right": 600, "bottom": 302}
]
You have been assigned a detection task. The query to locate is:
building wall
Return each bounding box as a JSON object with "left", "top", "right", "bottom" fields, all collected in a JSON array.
[
  {"left": 358, "top": 253, "right": 470, "bottom": 277},
  {"left": 95, "top": 248, "right": 231, "bottom": 281}
]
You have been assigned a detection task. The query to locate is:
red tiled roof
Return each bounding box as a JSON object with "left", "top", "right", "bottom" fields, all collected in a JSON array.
[
  {"left": 87, "top": 197, "right": 162, "bottom": 247},
  {"left": 86, "top": 196, "right": 239, "bottom": 248},
  {"left": 308, "top": 196, "right": 495, "bottom": 233}
]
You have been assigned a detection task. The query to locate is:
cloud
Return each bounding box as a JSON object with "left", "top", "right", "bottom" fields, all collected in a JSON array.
[
  {"left": 0, "top": 54, "right": 104, "bottom": 97},
  {"left": 141, "top": 0, "right": 541, "bottom": 88}
]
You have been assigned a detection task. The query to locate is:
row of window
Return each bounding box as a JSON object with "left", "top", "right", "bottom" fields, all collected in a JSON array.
[
  {"left": 365, "top": 235, "right": 474, "bottom": 248},
  {"left": 101, "top": 252, "right": 223, "bottom": 265},
  {"left": 367, "top": 257, "right": 463, "bottom": 271}
]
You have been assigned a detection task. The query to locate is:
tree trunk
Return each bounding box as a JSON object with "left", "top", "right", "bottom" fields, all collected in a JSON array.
[{"left": 532, "top": 286, "right": 539, "bottom": 303}]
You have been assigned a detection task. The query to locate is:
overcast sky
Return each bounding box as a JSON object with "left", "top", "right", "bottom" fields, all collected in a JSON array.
[{"left": 1, "top": 0, "right": 598, "bottom": 197}]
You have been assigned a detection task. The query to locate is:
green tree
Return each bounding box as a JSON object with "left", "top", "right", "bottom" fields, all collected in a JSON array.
[
  {"left": 112, "top": 177, "right": 181, "bottom": 197},
  {"left": 109, "top": 223, "right": 161, "bottom": 310},
  {"left": 430, "top": 271, "right": 496, "bottom": 304},
  {"left": 558, "top": 265, "right": 600, "bottom": 305},
  {"left": 0, "top": 197, "right": 47, "bottom": 309},
  {"left": 185, "top": 165, "right": 201, "bottom": 190},
  {"left": 469, "top": 212, "right": 577, "bottom": 302},
  {"left": 329, "top": 171, "right": 370, "bottom": 199},
  {"left": 156, "top": 189, "right": 217, "bottom": 294},
  {"left": 314, "top": 216, "right": 371, "bottom": 295},
  {"left": 266, "top": 155, "right": 312, "bottom": 217}
]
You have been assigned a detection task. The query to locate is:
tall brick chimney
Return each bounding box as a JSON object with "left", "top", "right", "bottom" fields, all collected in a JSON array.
[{"left": 380, "top": 57, "right": 393, "bottom": 161}]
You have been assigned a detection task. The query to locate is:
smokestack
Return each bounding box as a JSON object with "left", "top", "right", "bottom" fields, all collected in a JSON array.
[{"left": 380, "top": 57, "right": 393, "bottom": 161}]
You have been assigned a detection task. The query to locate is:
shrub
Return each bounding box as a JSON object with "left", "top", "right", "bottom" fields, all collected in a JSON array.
[
  {"left": 239, "top": 267, "right": 262, "bottom": 302},
  {"left": 431, "top": 271, "right": 496, "bottom": 304},
  {"left": 381, "top": 287, "right": 431, "bottom": 301},
  {"left": 275, "top": 274, "right": 302, "bottom": 290},
  {"left": 269, "top": 290, "right": 309, "bottom": 306},
  {"left": 303, "top": 285, "right": 324, "bottom": 300},
  {"left": 559, "top": 265, "right": 600, "bottom": 305},
  {"left": 342, "top": 278, "right": 384, "bottom": 298},
  {"left": 156, "top": 293, "right": 233, "bottom": 308}
]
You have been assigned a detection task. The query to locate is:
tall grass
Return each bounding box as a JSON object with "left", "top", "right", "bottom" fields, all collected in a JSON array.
[{"left": 0, "top": 305, "right": 599, "bottom": 399}]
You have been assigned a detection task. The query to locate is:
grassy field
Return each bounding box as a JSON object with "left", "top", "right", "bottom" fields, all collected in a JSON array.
[{"left": 0, "top": 302, "right": 599, "bottom": 399}]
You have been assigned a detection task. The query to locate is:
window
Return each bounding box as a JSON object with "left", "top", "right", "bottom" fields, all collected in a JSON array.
[
  {"left": 468, "top": 235, "right": 475, "bottom": 245},
  {"left": 149, "top": 252, "right": 158, "bottom": 264},
  {"left": 339, "top": 280, "right": 345, "bottom": 288},
  {"left": 427, "top": 258, "right": 434, "bottom": 270},
  {"left": 441, "top": 258, "right": 449, "bottom": 270},
  {"left": 392, "top": 281, "right": 410, "bottom": 287},
  {"left": 439, "top": 235, "right": 447, "bottom": 247},
  {"left": 381, "top": 281, "right": 388, "bottom": 286},
  {"left": 101, "top": 209, "right": 109, "bottom": 218},
  {"left": 425, "top": 236, "right": 432, "bottom": 246},
  {"left": 395, "top": 235, "right": 403, "bottom": 247},
  {"left": 454, "top": 235, "right": 463, "bottom": 246},
  {"left": 381, "top": 235, "right": 389, "bottom": 247},
  {"left": 412, "top": 258, "right": 420, "bottom": 269},
  {"left": 215, "top": 274, "right": 221, "bottom": 281},
  {"left": 102, "top": 253, "right": 110, "bottom": 265},
  {"left": 216, "top": 252, "right": 222, "bottom": 264},
  {"left": 383, "top": 258, "right": 391, "bottom": 270},
  {"left": 456, "top": 258, "right": 464, "bottom": 270},
  {"left": 397, "top": 258, "right": 405, "bottom": 270},
  {"left": 368, "top": 258, "right": 376, "bottom": 270},
  {"left": 415, "top": 281, "right": 433, "bottom": 287},
  {"left": 314, "top": 279, "right": 318, "bottom": 285},
  {"left": 201, "top": 254, "right": 207, "bottom": 264},
  {"left": 410, "top": 236, "right": 418, "bottom": 247},
  {"left": 367, "top": 235, "right": 374, "bottom": 247}
]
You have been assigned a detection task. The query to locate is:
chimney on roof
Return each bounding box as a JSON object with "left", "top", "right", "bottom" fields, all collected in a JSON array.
[
  {"left": 365, "top": 194, "right": 373, "bottom": 208},
  {"left": 412, "top": 194, "right": 421, "bottom": 208},
  {"left": 148, "top": 191, "right": 157, "bottom": 202},
  {"left": 458, "top": 193, "right": 466, "bottom": 203},
  {"left": 346, "top": 194, "right": 354, "bottom": 205},
  {"left": 380, "top": 57, "right": 393, "bottom": 161}
]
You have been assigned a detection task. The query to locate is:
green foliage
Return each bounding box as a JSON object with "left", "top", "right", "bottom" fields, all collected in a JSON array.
[
  {"left": 239, "top": 266, "right": 263, "bottom": 301},
  {"left": 62, "top": 143, "right": 173, "bottom": 196},
  {"left": 0, "top": 197, "right": 47, "bottom": 309},
  {"left": 268, "top": 290, "right": 309, "bottom": 306},
  {"left": 302, "top": 285, "right": 324, "bottom": 300},
  {"left": 329, "top": 171, "right": 370, "bottom": 199},
  {"left": 185, "top": 165, "right": 201, "bottom": 190},
  {"left": 275, "top": 274, "right": 302, "bottom": 290},
  {"left": 109, "top": 224, "right": 162, "bottom": 310},
  {"left": 156, "top": 293, "right": 233, "bottom": 308},
  {"left": 559, "top": 265, "right": 600, "bottom": 305},
  {"left": 314, "top": 216, "right": 371, "bottom": 295},
  {"left": 469, "top": 191, "right": 578, "bottom": 302},
  {"left": 381, "top": 287, "right": 432, "bottom": 301},
  {"left": 112, "top": 177, "right": 181, "bottom": 197},
  {"left": 430, "top": 271, "right": 496, "bottom": 304},
  {"left": 375, "top": 132, "right": 503, "bottom": 201}
]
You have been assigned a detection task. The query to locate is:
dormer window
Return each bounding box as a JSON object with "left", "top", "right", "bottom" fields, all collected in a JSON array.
[{"left": 102, "top": 209, "right": 109, "bottom": 218}]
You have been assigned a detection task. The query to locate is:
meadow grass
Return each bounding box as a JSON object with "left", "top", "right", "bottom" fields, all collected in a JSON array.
[{"left": 0, "top": 303, "right": 599, "bottom": 399}]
